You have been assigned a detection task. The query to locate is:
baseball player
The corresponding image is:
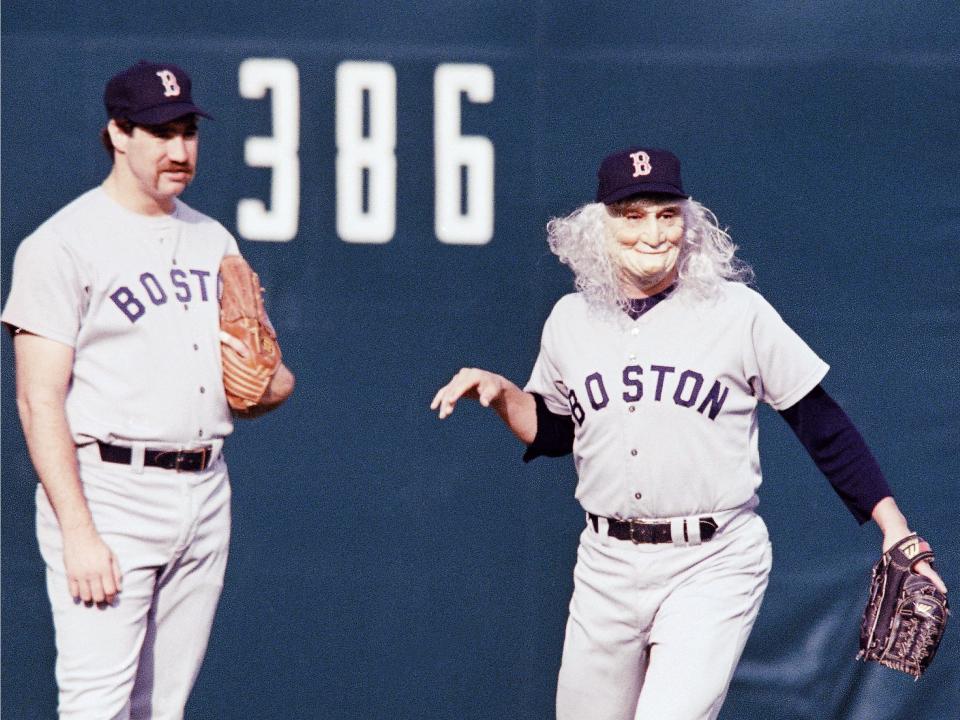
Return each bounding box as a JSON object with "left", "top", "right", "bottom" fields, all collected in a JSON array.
[
  {"left": 2, "top": 60, "right": 294, "bottom": 719},
  {"left": 431, "top": 147, "right": 946, "bottom": 720}
]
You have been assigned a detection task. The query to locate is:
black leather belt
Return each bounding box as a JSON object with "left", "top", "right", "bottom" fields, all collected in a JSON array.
[
  {"left": 97, "top": 441, "right": 213, "bottom": 472},
  {"left": 588, "top": 513, "right": 718, "bottom": 544}
]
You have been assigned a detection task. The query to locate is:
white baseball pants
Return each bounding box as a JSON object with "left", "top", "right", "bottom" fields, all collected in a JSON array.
[
  {"left": 36, "top": 442, "right": 231, "bottom": 720},
  {"left": 556, "top": 510, "right": 772, "bottom": 720}
]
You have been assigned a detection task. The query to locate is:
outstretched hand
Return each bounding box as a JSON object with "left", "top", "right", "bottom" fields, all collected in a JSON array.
[{"left": 430, "top": 367, "right": 507, "bottom": 419}]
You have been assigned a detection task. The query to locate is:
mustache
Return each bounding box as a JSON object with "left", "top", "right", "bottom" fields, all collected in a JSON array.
[{"left": 160, "top": 163, "right": 193, "bottom": 173}]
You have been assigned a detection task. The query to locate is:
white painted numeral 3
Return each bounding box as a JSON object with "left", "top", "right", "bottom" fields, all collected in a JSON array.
[{"left": 237, "top": 58, "right": 301, "bottom": 242}]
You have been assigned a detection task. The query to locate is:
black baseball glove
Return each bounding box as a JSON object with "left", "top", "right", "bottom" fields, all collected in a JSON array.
[{"left": 858, "top": 534, "right": 949, "bottom": 679}]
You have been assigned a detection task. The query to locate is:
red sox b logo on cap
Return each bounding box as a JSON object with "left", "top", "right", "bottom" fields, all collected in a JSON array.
[
  {"left": 629, "top": 151, "right": 652, "bottom": 177},
  {"left": 155, "top": 70, "right": 182, "bottom": 98}
]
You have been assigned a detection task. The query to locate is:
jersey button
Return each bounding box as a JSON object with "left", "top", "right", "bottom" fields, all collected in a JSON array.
[
  {"left": 198, "top": 429, "right": 204, "bottom": 437},
  {"left": 630, "top": 449, "right": 638, "bottom": 456},
  {"left": 634, "top": 492, "right": 642, "bottom": 500},
  {"left": 628, "top": 405, "right": 636, "bottom": 413},
  {"left": 200, "top": 386, "right": 206, "bottom": 394},
  {"left": 193, "top": 343, "right": 199, "bottom": 351}
]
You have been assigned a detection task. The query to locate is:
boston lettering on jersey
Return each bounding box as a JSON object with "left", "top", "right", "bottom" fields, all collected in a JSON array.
[
  {"left": 565, "top": 364, "right": 730, "bottom": 425},
  {"left": 110, "top": 267, "right": 214, "bottom": 323}
]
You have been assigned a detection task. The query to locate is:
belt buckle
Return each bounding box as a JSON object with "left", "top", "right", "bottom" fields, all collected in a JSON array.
[
  {"left": 177, "top": 447, "right": 208, "bottom": 472},
  {"left": 627, "top": 519, "right": 651, "bottom": 545},
  {"left": 156, "top": 447, "right": 206, "bottom": 472}
]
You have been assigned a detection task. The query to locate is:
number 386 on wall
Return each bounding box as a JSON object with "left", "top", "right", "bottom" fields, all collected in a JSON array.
[{"left": 238, "top": 58, "right": 494, "bottom": 245}]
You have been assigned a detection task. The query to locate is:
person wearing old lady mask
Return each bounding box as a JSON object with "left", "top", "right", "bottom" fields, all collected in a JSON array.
[{"left": 430, "top": 147, "right": 945, "bottom": 719}]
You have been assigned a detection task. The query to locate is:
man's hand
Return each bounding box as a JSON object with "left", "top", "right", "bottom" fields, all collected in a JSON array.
[
  {"left": 62, "top": 526, "right": 122, "bottom": 605},
  {"left": 219, "top": 330, "right": 249, "bottom": 361},
  {"left": 430, "top": 367, "right": 508, "bottom": 419},
  {"left": 882, "top": 527, "right": 948, "bottom": 595},
  {"left": 874, "top": 497, "right": 948, "bottom": 594},
  {"left": 430, "top": 367, "right": 538, "bottom": 444}
]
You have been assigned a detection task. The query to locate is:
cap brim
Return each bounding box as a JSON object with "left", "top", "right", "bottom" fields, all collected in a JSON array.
[
  {"left": 600, "top": 183, "right": 689, "bottom": 204},
  {"left": 125, "top": 102, "right": 213, "bottom": 125}
]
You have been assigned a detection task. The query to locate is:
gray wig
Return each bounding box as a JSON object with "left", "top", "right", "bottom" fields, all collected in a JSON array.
[{"left": 545, "top": 199, "right": 754, "bottom": 313}]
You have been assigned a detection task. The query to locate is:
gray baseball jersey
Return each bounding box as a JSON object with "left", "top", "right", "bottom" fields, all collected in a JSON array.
[
  {"left": 524, "top": 282, "right": 829, "bottom": 519},
  {"left": 2, "top": 186, "right": 239, "bottom": 445}
]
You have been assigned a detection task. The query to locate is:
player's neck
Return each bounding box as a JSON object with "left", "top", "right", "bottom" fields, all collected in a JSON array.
[{"left": 102, "top": 167, "right": 176, "bottom": 217}]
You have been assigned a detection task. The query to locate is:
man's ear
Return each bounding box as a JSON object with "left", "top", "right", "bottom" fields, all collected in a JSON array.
[{"left": 107, "top": 119, "right": 130, "bottom": 154}]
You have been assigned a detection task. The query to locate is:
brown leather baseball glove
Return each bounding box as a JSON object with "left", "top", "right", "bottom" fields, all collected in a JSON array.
[
  {"left": 219, "top": 255, "right": 282, "bottom": 411},
  {"left": 858, "top": 534, "right": 949, "bottom": 679}
]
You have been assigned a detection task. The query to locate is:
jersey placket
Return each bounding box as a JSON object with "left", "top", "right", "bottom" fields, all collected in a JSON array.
[
  {"left": 156, "top": 220, "right": 210, "bottom": 444},
  {"left": 624, "top": 320, "right": 647, "bottom": 517}
]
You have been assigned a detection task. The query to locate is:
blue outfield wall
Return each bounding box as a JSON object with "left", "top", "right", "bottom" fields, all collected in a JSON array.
[{"left": 2, "top": 3, "right": 959, "bottom": 718}]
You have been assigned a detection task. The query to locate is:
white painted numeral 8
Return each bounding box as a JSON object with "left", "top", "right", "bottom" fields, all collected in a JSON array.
[
  {"left": 336, "top": 61, "right": 397, "bottom": 244},
  {"left": 237, "top": 58, "right": 300, "bottom": 242},
  {"left": 434, "top": 64, "right": 494, "bottom": 245}
]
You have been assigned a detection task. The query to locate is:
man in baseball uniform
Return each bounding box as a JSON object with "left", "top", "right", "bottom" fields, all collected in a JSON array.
[
  {"left": 431, "top": 147, "right": 946, "bottom": 719},
  {"left": 3, "top": 60, "right": 294, "bottom": 719}
]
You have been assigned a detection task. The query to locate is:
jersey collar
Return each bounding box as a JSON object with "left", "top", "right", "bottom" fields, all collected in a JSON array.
[{"left": 625, "top": 283, "right": 676, "bottom": 320}]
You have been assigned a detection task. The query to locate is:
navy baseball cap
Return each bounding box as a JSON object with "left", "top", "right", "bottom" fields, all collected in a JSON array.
[
  {"left": 104, "top": 60, "right": 212, "bottom": 125},
  {"left": 596, "top": 147, "right": 688, "bottom": 204}
]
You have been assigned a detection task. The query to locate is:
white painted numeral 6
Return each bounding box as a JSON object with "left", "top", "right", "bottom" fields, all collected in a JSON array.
[{"left": 434, "top": 64, "right": 494, "bottom": 245}]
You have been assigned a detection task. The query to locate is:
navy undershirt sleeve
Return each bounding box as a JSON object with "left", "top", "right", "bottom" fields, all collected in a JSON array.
[
  {"left": 778, "top": 384, "right": 893, "bottom": 524},
  {"left": 523, "top": 393, "right": 575, "bottom": 462}
]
